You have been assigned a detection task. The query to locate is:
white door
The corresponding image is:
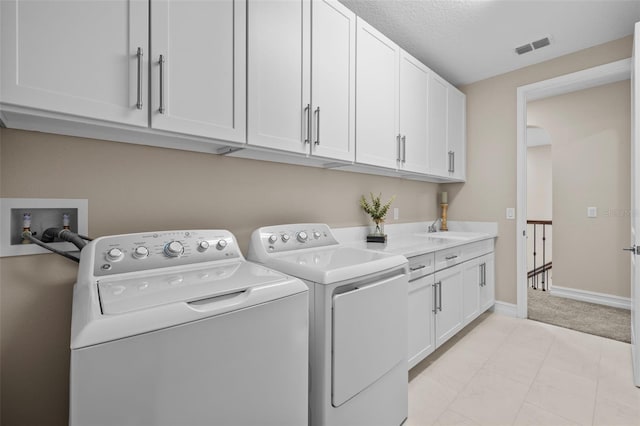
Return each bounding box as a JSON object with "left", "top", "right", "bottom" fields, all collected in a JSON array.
[
  {"left": 448, "top": 86, "right": 466, "bottom": 180},
  {"left": 408, "top": 275, "right": 435, "bottom": 369},
  {"left": 434, "top": 264, "right": 464, "bottom": 347},
  {"left": 428, "top": 74, "right": 449, "bottom": 177},
  {"left": 310, "top": 0, "right": 356, "bottom": 162},
  {"left": 462, "top": 258, "right": 480, "bottom": 326},
  {"left": 399, "top": 51, "right": 429, "bottom": 174},
  {"left": 631, "top": 20, "right": 640, "bottom": 388},
  {"left": 355, "top": 18, "right": 399, "bottom": 169},
  {"left": 151, "top": 0, "right": 246, "bottom": 142},
  {"left": 247, "top": 0, "right": 310, "bottom": 153},
  {"left": 0, "top": 0, "right": 148, "bottom": 127}
]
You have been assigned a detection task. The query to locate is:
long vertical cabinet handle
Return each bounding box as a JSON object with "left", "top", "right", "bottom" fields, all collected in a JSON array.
[
  {"left": 159, "top": 55, "right": 166, "bottom": 114},
  {"left": 304, "top": 104, "right": 311, "bottom": 144},
  {"left": 479, "top": 263, "right": 485, "bottom": 287},
  {"left": 433, "top": 283, "right": 438, "bottom": 314},
  {"left": 451, "top": 151, "right": 455, "bottom": 173},
  {"left": 136, "top": 47, "right": 143, "bottom": 109},
  {"left": 401, "top": 136, "right": 406, "bottom": 163},
  {"left": 483, "top": 263, "right": 487, "bottom": 286},
  {"left": 314, "top": 107, "right": 320, "bottom": 145},
  {"left": 448, "top": 151, "right": 453, "bottom": 173},
  {"left": 397, "top": 134, "right": 402, "bottom": 162},
  {"left": 438, "top": 281, "right": 442, "bottom": 312}
]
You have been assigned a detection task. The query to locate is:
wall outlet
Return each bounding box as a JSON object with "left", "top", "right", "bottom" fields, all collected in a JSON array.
[
  {"left": 0, "top": 198, "right": 88, "bottom": 257},
  {"left": 393, "top": 207, "right": 399, "bottom": 220},
  {"left": 506, "top": 207, "right": 516, "bottom": 220},
  {"left": 587, "top": 206, "right": 597, "bottom": 218}
]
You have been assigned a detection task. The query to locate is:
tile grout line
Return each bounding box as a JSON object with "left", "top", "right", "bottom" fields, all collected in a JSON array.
[{"left": 590, "top": 339, "right": 605, "bottom": 426}]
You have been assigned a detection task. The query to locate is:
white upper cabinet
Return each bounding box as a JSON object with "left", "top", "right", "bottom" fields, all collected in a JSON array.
[
  {"left": 1, "top": 0, "right": 149, "bottom": 127},
  {"left": 310, "top": 0, "right": 356, "bottom": 162},
  {"left": 428, "top": 73, "right": 449, "bottom": 177},
  {"left": 247, "top": 0, "right": 355, "bottom": 162},
  {"left": 151, "top": 0, "right": 246, "bottom": 142},
  {"left": 399, "top": 51, "right": 429, "bottom": 174},
  {"left": 355, "top": 18, "right": 400, "bottom": 170},
  {"left": 447, "top": 86, "right": 466, "bottom": 180}
]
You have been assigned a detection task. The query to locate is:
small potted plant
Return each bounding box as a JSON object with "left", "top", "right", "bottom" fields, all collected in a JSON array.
[{"left": 360, "top": 192, "right": 395, "bottom": 242}]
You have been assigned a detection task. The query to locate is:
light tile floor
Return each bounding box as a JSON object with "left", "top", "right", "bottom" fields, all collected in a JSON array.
[{"left": 408, "top": 312, "right": 640, "bottom": 426}]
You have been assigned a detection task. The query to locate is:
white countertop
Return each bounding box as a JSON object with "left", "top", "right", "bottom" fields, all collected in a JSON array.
[{"left": 334, "top": 221, "right": 498, "bottom": 258}]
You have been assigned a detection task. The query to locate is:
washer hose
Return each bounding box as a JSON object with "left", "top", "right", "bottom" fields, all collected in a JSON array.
[
  {"left": 22, "top": 232, "right": 80, "bottom": 263},
  {"left": 41, "top": 227, "right": 87, "bottom": 250}
]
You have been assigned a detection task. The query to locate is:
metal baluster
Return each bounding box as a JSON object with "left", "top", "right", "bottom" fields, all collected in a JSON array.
[
  {"left": 533, "top": 224, "right": 537, "bottom": 289},
  {"left": 542, "top": 223, "right": 546, "bottom": 291}
]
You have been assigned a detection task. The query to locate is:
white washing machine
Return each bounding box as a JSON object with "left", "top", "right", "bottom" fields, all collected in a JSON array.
[
  {"left": 248, "top": 223, "right": 409, "bottom": 426},
  {"left": 70, "top": 229, "right": 308, "bottom": 426}
]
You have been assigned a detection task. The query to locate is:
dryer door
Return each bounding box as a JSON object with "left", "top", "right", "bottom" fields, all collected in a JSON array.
[{"left": 332, "top": 271, "right": 407, "bottom": 406}]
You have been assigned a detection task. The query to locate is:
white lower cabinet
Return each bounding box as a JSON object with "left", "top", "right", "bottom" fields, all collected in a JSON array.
[
  {"left": 408, "top": 275, "right": 435, "bottom": 369},
  {"left": 407, "top": 240, "right": 495, "bottom": 370}
]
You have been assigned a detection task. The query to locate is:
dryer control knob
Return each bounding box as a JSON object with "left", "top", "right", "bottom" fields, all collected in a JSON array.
[
  {"left": 268, "top": 234, "right": 278, "bottom": 244},
  {"left": 164, "top": 241, "right": 184, "bottom": 257},
  {"left": 132, "top": 246, "right": 149, "bottom": 259},
  {"left": 297, "top": 231, "right": 308, "bottom": 242},
  {"left": 216, "top": 239, "right": 228, "bottom": 250},
  {"left": 106, "top": 248, "right": 124, "bottom": 262},
  {"left": 198, "top": 241, "right": 210, "bottom": 252},
  {"left": 282, "top": 234, "right": 290, "bottom": 242},
  {"left": 313, "top": 231, "right": 321, "bottom": 239}
]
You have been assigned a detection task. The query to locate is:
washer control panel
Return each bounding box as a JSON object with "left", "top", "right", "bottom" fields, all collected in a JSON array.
[
  {"left": 92, "top": 230, "right": 241, "bottom": 277},
  {"left": 253, "top": 223, "right": 339, "bottom": 255}
]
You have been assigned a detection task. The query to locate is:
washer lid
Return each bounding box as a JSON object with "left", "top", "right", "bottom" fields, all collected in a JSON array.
[
  {"left": 265, "top": 247, "right": 407, "bottom": 284},
  {"left": 98, "top": 261, "right": 288, "bottom": 315}
]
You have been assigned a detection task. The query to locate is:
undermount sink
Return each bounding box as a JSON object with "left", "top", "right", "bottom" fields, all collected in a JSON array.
[{"left": 416, "top": 231, "right": 483, "bottom": 241}]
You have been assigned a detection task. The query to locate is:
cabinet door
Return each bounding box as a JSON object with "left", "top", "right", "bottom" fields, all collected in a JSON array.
[
  {"left": 462, "top": 258, "right": 480, "bottom": 326},
  {"left": 408, "top": 276, "right": 435, "bottom": 369},
  {"left": 1, "top": 0, "right": 148, "bottom": 127},
  {"left": 479, "top": 253, "right": 496, "bottom": 312},
  {"left": 447, "top": 86, "right": 466, "bottom": 180},
  {"left": 151, "top": 0, "right": 245, "bottom": 142},
  {"left": 355, "top": 18, "right": 399, "bottom": 169},
  {"left": 427, "top": 73, "right": 449, "bottom": 177},
  {"left": 311, "top": 0, "right": 355, "bottom": 162},
  {"left": 247, "top": 0, "right": 310, "bottom": 153},
  {"left": 399, "top": 51, "right": 429, "bottom": 174},
  {"left": 434, "top": 264, "right": 464, "bottom": 347}
]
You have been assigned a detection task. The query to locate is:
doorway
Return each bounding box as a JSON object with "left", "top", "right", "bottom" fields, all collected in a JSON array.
[{"left": 516, "top": 58, "right": 631, "bottom": 319}]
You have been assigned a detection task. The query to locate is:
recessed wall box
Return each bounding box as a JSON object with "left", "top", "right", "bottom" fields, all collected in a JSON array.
[{"left": 0, "top": 198, "right": 88, "bottom": 257}]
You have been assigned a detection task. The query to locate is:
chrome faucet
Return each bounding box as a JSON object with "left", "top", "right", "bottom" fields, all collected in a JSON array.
[{"left": 428, "top": 217, "right": 441, "bottom": 233}]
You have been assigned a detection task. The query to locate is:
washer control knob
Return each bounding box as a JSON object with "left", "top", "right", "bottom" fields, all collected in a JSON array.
[
  {"left": 313, "top": 231, "right": 321, "bottom": 239},
  {"left": 106, "top": 248, "right": 124, "bottom": 262},
  {"left": 216, "top": 239, "right": 228, "bottom": 250},
  {"left": 268, "top": 234, "right": 278, "bottom": 244},
  {"left": 198, "top": 241, "right": 210, "bottom": 252},
  {"left": 164, "top": 241, "right": 184, "bottom": 257},
  {"left": 282, "top": 234, "right": 290, "bottom": 243},
  {"left": 297, "top": 231, "right": 308, "bottom": 242},
  {"left": 132, "top": 246, "right": 149, "bottom": 259}
]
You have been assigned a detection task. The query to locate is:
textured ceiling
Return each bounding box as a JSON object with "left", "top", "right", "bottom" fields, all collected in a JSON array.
[{"left": 339, "top": 0, "right": 640, "bottom": 86}]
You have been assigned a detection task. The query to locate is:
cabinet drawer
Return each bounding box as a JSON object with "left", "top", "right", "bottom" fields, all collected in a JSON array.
[
  {"left": 461, "top": 239, "right": 494, "bottom": 260},
  {"left": 408, "top": 253, "right": 435, "bottom": 279},
  {"left": 435, "top": 246, "right": 463, "bottom": 271}
]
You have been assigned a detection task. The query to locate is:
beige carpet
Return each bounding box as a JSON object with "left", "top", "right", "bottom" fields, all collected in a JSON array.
[{"left": 527, "top": 287, "right": 631, "bottom": 343}]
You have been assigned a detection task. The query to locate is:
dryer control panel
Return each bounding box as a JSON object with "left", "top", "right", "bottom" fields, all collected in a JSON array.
[
  {"left": 91, "top": 230, "right": 241, "bottom": 277},
  {"left": 249, "top": 223, "right": 339, "bottom": 258}
]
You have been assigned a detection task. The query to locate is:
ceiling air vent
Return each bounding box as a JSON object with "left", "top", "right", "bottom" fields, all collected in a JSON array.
[
  {"left": 515, "top": 43, "right": 533, "bottom": 55},
  {"left": 515, "top": 36, "right": 552, "bottom": 55}
]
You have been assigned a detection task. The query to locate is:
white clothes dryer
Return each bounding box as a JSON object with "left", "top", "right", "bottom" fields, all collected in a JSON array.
[
  {"left": 70, "top": 229, "right": 308, "bottom": 426},
  {"left": 248, "top": 223, "right": 409, "bottom": 426}
]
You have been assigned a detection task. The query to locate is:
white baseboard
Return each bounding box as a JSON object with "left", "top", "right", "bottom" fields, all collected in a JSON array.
[
  {"left": 549, "top": 285, "right": 631, "bottom": 310},
  {"left": 491, "top": 301, "right": 518, "bottom": 317}
]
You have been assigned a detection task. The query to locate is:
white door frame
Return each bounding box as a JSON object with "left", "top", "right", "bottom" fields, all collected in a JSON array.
[{"left": 516, "top": 58, "right": 631, "bottom": 319}]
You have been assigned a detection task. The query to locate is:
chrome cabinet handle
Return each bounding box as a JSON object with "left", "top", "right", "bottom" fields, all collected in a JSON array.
[
  {"left": 445, "top": 255, "right": 458, "bottom": 260},
  {"left": 136, "top": 47, "right": 143, "bottom": 110},
  {"left": 304, "top": 104, "right": 311, "bottom": 144},
  {"left": 401, "top": 135, "right": 406, "bottom": 163},
  {"left": 159, "top": 55, "right": 166, "bottom": 114},
  {"left": 397, "top": 134, "right": 402, "bottom": 162},
  {"left": 433, "top": 282, "right": 438, "bottom": 314},
  {"left": 483, "top": 263, "right": 487, "bottom": 286},
  {"left": 438, "top": 281, "right": 442, "bottom": 312},
  {"left": 314, "top": 107, "right": 320, "bottom": 145},
  {"left": 448, "top": 151, "right": 454, "bottom": 173},
  {"left": 451, "top": 151, "right": 455, "bottom": 173},
  {"left": 409, "top": 264, "right": 426, "bottom": 271}
]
